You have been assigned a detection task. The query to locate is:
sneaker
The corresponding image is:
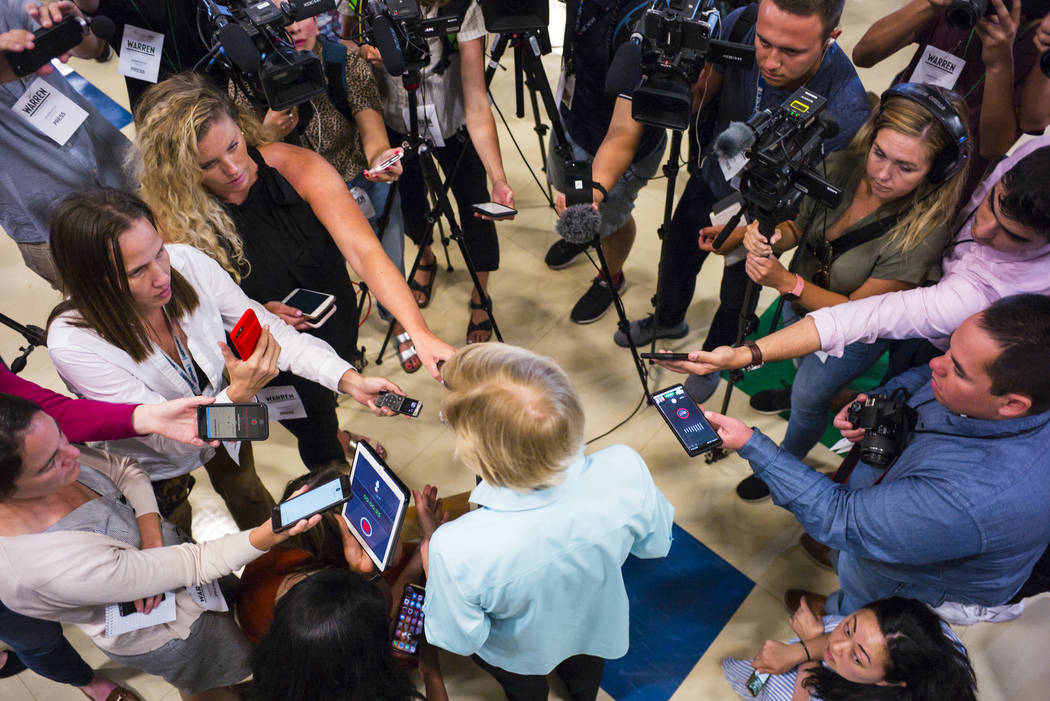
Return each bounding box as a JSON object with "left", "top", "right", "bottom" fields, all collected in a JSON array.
[
  {"left": 749, "top": 385, "right": 792, "bottom": 414},
  {"left": 613, "top": 316, "right": 689, "bottom": 347},
  {"left": 684, "top": 372, "right": 720, "bottom": 404},
  {"left": 544, "top": 239, "right": 587, "bottom": 270},
  {"left": 570, "top": 274, "right": 626, "bottom": 324},
  {"left": 735, "top": 474, "right": 771, "bottom": 502}
]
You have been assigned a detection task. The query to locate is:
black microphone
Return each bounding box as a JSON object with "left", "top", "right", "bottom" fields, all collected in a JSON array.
[
  {"left": 218, "top": 22, "right": 260, "bottom": 72},
  {"left": 604, "top": 36, "right": 642, "bottom": 95},
  {"left": 4, "top": 14, "right": 115, "bottom": 77},
  {"left": 556, "top": 204, "right": 603, "bottom": 246},
  {"left": 371, "top": 13, "right": 406, "bottom": 77}
]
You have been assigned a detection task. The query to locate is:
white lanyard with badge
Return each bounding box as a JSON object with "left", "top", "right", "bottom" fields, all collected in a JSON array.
[{"left": 11, "top": 76, "right": 88, "bottom": 145}]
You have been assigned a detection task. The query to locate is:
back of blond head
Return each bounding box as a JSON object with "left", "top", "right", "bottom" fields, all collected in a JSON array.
[
  {"left": 439, "top": 343, "right": 584, "bottom": 492},
  {"left": 133, "top": 72, "right": 272, "bottom": 281}
]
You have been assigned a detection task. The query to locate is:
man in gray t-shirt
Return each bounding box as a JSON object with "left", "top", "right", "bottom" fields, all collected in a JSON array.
[{"left": 0, "top": 0, "right": 133, "bottom": 286}]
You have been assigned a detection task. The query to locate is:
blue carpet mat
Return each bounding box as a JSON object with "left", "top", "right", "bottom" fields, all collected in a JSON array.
[
  {"left": 64, "top": 70, "right": 132, "bottom": 129},
  {"left": 602, "top": 524, "right": 754, "bottom": 700}
]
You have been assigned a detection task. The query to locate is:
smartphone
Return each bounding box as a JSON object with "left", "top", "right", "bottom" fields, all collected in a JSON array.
[
  {"left": 365, "top": 148, "right": 403, "bottom": 176},
  {"left": 640, "top": 352, "right": 692, "bottom": 361},
  {"left": 471, "top": 202, "right": 517, "bottom": 219},
  {"left": 230, "top": 309, "right": 262, "bottom": 359},
  {"left": 563, "top": 159, "right": 592, "bottom": 206},
  {"left": 391, "top": 583, "right": 426, "bottom": 655},
  {"left": 305, "top": 304, "right": 337, "bottom": 329},
  {"left": 6, "top": 15, "right": 85, "bottom": 77},
  {"left": 271, "top": 475, "right": 353, "bottom": 532},
  {"left": 650, "top": 383, "right": 723, "bottom": 457},
  {"left": 118, "top": 593, "right": 166, "bottom": 617},
  {"left": 746, "top": 670, "right": 770, "bottom": 696},
  {"left": 196, "top": 403, "right": 269, "bottom": 440},
  {"left": 282, "top": 288, "right": 336, "bottom": 322},
  {"left": 376, "top": 391, "right": 422, "bottom": 417}
]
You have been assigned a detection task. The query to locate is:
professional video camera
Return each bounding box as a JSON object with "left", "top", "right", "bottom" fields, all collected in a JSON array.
[
  {"left": 712, "top": 87, "right": 843, "bottom": 228},
  {"left": 846, "top": 393, "right": 918, "bottom": 468},
  {"left": 200, "top": 0, "right": 336, "bottom": 110},
  {"left": 359, "top": 0, "right": 463, "bottom": 77},
  {"left": 945, "top": 0, "right": 1050, "bottom": 32},
  {"left": 609, "top": 0, "right": 754, "bottom": 131}
]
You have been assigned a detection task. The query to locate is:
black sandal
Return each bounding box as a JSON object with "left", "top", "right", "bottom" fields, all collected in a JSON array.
[
  {"left": 466, "top": 299, "right": 493, "bottom": 344},
  {"left": 408, "top": 258, "right": 438, "bottom": 308}
]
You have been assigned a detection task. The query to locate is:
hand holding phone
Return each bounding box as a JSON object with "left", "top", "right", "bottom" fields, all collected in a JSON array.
[
  {"left": 231, "top": 309, "right": 262, "bottom": 359},
  {"left": 650, "top": 384, "right": 723, "bottom": 456},
  {"left": 364, "top": 148, "right": 403, "bottom": 178},
  {"left": 391, "top": 583, "right": 426, "bottom": 655},
  {"left": 197, "top": 403, "right": 269, "bottom": 440},
  {"left": 471, "top": 202, "right": 517, "bottom": 219},
  {"left": 271, "top": 475, "right": 353, "bottom": 532}
]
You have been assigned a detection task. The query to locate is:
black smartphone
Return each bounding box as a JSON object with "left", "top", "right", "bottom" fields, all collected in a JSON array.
[
  {"left": 563, "top": 159, "right": 592, "bottom": 206},
  {"left": 391, "top": 583, "right": 426, "bottom": 656},
  {"left": 376, "top": 391, "right": 422, "bottom": 417},
  {"left": 650, "top": 384, "right": 723, "bottom": 457},
  {"left": 118, "top": 593, "right": 166, "bottom": 617},
  {"left": 271, "top": 475, "right": 353, "bottom": 532},
  {"left": 281, "top": 288, "right": 336, "bottom": 322},
  {"left": 471, "top": 202, "right": 517, "bottom": 218},
  {"left": 6, "top": 15, "right": 86, "bottom": 76},
  {"left": 640, "top": 352, "right": 692, "bottom": 361},
  {"left": 196, "top": 403, "right": 269, "bottom": 440}
]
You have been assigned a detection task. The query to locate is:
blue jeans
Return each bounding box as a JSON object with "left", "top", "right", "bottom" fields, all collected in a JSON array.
[
  {"left": 348, "top": 174, "right": 405, "bottom": 320},
  {"left": 781, "top": 306, "right": 888, "bottom": 459},
  {"left": 0, "top": 599, "right": 93, "bottom": 686}
]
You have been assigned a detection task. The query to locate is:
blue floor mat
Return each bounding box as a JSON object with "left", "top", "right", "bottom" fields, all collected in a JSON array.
[
  {"left": 602, "top": 524, "right": 754, "bottom": 700},
  {"left": 64, "top": 70, "right": 132, "bottom": 129}
]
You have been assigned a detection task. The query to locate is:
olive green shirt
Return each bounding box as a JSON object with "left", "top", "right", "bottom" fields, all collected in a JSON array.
[{"left": 788, "top": 150, "right": 950, "bottom": 297}]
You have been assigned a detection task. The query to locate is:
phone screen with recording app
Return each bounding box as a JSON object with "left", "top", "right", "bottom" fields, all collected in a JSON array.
[{"left": 651, "top": 384, "right": 723, "bottom": 456}]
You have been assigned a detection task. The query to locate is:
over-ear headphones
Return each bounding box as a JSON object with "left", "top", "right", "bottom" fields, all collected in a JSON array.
[{"left": 878, "top": 83, "right": 971, "bottom": 184}]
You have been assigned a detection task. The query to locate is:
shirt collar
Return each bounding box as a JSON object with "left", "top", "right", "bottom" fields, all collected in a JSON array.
[{"left": 469, "top": 451, "right": 586, "bottom": 512}]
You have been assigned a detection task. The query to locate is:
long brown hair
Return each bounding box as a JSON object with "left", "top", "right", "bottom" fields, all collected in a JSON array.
[{"left": 48, "top": 189, "right": 199, "bottom": 363}]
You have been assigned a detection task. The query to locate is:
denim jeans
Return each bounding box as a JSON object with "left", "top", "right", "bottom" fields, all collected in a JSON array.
[
  {"left": 782, "top": 305, "right": 888, "bottom": 459},
  {"left": 348, "top": 174, "right": 405, "bottom": 320},
  {"left": 0, "top": 599, "right": 93, "bottom": 686}
]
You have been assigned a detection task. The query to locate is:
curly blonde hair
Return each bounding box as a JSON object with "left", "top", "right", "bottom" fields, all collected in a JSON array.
[
  {"left": 847, "top": 87, "right": 969, "bottom": 255},
  {"left": 133, "top": 72, "right": 273, "bottom": 281}
]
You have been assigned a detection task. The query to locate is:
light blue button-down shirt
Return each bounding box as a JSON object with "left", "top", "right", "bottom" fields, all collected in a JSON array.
[{"left": 423, "top": 444, "right": 674, "bottom": 675}]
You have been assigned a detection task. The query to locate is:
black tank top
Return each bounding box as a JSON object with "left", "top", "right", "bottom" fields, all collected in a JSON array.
[{"left": 225, "top": 146, "right": 360, "bottom": 362}]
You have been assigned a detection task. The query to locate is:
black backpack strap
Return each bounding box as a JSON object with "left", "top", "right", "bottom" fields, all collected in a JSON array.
[
  {"left": 320, "top": 37, "right": 355, "bottom": 124},
  {"left": 827, "top": 213, "right": 901, "bottom": 261},
  {"left": 729, "top": 2, "right": 758, "bottom": 44}
]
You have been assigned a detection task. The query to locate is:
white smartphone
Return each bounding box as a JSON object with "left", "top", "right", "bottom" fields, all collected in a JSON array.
[
  {"left": 282, "top": 288, "right": 336, "bottom": 322},
  {"left": 365, "top": 148, "right": 404, "bottom": 177}
]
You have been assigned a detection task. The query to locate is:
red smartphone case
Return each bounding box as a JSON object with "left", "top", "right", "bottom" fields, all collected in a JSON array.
[{"left": 230, "top": 309, "right": 262, "bottom": 359}]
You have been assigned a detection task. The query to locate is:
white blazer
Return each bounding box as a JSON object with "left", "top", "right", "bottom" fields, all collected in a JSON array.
[{"left": 48, "top": 244, "right": 354, "bottom": 480}]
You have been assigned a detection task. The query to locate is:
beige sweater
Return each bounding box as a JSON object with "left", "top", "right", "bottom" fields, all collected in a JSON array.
[{"left": 0, "top": 447, "right": 265, "bottom": 655}]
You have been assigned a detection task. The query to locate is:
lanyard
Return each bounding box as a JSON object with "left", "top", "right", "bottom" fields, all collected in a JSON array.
[
  {"left": 160, "top": 311, "right": 201, "bottom": 395},
  {"left": 753, "top": 74, "right": 765, "bottom": 113}
]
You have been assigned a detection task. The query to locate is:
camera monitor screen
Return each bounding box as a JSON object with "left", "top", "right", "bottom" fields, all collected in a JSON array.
[{"left": 342, "top": 441, "right": 411, "bottom": 571}]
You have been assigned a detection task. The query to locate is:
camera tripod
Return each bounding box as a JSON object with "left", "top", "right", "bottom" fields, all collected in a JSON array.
[
  {"left": 374, "top": 63, "right": 503, "bottom": 366},
  {"left": 0, "top": 312, "right": 46, "bottom": 374}
]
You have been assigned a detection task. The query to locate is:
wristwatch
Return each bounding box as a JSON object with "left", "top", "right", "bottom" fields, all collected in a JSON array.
[{"left": 741, "top": 340, "right": 764, "bottom": 372}]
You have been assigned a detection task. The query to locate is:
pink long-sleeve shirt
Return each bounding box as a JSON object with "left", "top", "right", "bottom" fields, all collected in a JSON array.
[{"left": 811, "top": 134, "right": 1050, "bottom": 356}]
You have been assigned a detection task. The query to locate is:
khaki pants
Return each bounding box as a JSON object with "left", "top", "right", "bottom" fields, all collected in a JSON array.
[
  {"left": 16, "top": 241, "right": 60, "bottom": 289},
  {"left": 153, "top": 443, "right": 275, "bottom": 536}
]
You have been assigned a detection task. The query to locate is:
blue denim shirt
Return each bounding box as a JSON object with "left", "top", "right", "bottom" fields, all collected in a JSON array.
[
  {"left": 739, "top": 365, "right": 1050, "bottom": 613},
  {"left": 422, "top": 445, "right": 674, "bottom": 674}
]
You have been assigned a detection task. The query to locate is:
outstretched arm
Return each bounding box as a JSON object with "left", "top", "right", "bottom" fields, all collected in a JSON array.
[{"left": 852, "top": 0, "right": 949, "bottom": 68}]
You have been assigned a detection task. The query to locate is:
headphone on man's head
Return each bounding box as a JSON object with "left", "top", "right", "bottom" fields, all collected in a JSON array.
[{"left": 878, "top": 82, "right": 971, "bottom": 184}]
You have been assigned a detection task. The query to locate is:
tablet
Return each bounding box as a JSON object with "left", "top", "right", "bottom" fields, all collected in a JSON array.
[{"left": 341, "top": 440, "right": 411, "bottom": 571}]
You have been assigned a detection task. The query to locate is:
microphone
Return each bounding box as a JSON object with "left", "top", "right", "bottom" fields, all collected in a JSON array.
[
  {"left": 712, "top": 120, "right": 756, "bottom": 161},
  {"left": 217, "top": 22, "right": 260, "bottom": 72},
  {"left": 604, "top": 36, "right": 642, "bottom": 95},
  {"left": 89, "top": 15, "right": 116, "bottom": 41},
  {"left": 556, "top": 204, "right": 602, "bottom": 246},
  {"left": 371, "top": 13, "right": 405, "bottom": 77}
]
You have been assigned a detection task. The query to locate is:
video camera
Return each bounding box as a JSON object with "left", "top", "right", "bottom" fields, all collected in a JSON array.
[
  {"left": 719, "top": 87, "right": 843, "bottom": 226},
  {"left": 609, "top": 0, "right": 754, "bottom": 131},
  {"left": 358, "top": 0, "right": 463, "bottom": 77},
  {"left": 200, "top": 0, "right": 336, "bottom": 110}
]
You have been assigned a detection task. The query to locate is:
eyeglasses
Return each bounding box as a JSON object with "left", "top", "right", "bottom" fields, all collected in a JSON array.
[{"left": 807, "top": 240, "right": 832, "bottom": 289}]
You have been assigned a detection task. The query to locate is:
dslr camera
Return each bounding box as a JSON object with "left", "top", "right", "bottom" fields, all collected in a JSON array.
[
  {"left": 945, "top": 0, "right": 1050, "bottom": 32},
  {"left": 846, "top": 394, "right": 917, "bottom": 468}
]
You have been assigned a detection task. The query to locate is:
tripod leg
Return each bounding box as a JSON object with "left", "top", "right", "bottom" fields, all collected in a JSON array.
[{"left": 649, "top": 131, "right": 683, "bottom": 355}]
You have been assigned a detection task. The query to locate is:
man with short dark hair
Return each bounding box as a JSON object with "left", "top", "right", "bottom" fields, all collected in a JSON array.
[{"left": 701, "top": 294, "right": 1050, "bottom": 619}]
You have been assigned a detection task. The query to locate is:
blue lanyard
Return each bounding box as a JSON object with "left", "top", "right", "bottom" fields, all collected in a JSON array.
[
  {"left": 160, "top": 312, "right": 201, "bottom": 395},
  {"left": 753, "top": 74, "right": 765, "bottom": 113}
]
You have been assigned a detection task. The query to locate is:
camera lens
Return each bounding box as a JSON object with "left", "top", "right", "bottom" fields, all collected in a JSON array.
[
  {"left": 944, "top": 0, "right": 990, "bottom": 32},
  {"left": 862, "top": 433, "right": 897, "bottom": 467}
]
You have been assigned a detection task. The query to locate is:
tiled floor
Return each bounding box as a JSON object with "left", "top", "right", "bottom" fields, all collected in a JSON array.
[{"left": 1, "top": 2, "right": 1047, "bottom": 699}]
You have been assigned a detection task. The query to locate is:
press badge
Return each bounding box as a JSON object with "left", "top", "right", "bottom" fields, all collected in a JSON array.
[
  {"left": 401, "top": 104, "right": 445, "bottom": 147},
  {"left": 13, "top": 76, "right": 87, "bottom": 145},
  {"left": 556, "top": 70, "right": 575, "bottom": 110},
  {"left": 909, "top": 45, "right": 964, "bottom": 90},
  {"left": 118, "top": 24, "right": 164, "bottom": 84}
]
